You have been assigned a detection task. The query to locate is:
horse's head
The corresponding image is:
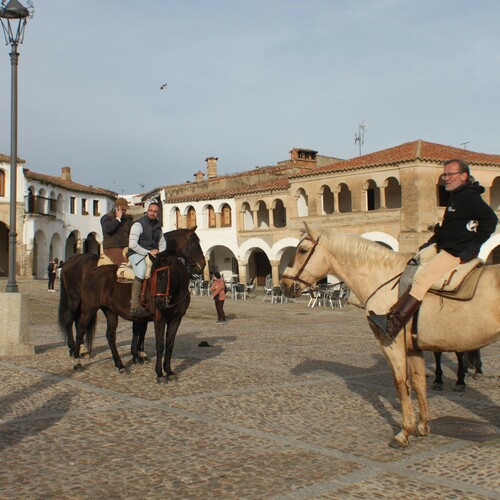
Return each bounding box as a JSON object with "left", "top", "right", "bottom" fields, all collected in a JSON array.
[
  {"left": 281, "top": 223, "right": 329, "bottom": 298},
  {"left": 167, "top": 227, "right": 206, "bottom": 274}
]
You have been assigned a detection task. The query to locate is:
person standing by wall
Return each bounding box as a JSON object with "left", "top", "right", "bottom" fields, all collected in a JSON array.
[
  {"left": 100, "top": 197, "right": 133, "bottom": 265},
  {"left": 210, "top": 272, "right": 227, "bottom": 324},
  {"left": 47, "top": 258, "right": 58, "bottom": 292}
]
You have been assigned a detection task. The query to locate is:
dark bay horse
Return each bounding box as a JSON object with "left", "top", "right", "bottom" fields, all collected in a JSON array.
[
  {"left": 67, "top": 251, "right": 190, "bottom": 381},
  {"left": 433, "top": 350, "right": 482, "bottom": 391},
  {"left": 59, "top": 228, "right": 205, "bottom": 364}
]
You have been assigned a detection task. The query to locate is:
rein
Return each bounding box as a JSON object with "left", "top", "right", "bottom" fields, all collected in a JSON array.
[
  {"left": 363, "top": 272, "right": 402, "bottom": 308},
  {"left": 281, "top": 235, "right": 321, "bottom": 293}
]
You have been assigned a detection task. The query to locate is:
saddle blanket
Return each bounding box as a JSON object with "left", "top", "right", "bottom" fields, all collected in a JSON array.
[
  {"left": 97, "top": 254, "right": 153, "bottom": 282},
  {"left": 411, "top": 244, "right": 483, "bottom": 300}
]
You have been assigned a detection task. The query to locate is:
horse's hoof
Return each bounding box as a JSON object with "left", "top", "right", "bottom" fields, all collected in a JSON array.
[
  {"left": 132, "top": 357, "right": 144, "bottom": 365},
  {"left": 389, "top": 434, "right": 409, "bottom": 449},
  {"left": 473, "top": 372, "right": 484, "bottom": 379},
  {"left": 119, "top": 367, "right": 131, "bottom": 375},
  {"left": 156, "top": 376, "right": 167, "bottom": 384},
  {"left": 73, "top": 364, "right": 84, "bottom": 371},
  {"left": 453, "top": 384, "right": 466, "bottom": 393},
  {"left": 166, "top": 373, "right": 178, "bottom": 382},
  {"left": 417, "top": 424, "right": 430, "bottom": 437},
  {"left": 432, "top": 383, "right": 443, "bottom": 391}
]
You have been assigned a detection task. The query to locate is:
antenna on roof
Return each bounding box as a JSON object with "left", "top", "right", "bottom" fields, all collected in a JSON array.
[
  {"left": 460, "top": 141, "right": 470, "bottom": 150},
  {"left": 354, "top": 119, "right": 369, "bottom": 156},
  {"left": 138, "top": 183, "right": 145, "bottom": 192}
]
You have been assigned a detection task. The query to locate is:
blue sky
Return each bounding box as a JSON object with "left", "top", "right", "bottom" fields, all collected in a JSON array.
[{"left": 0, "top": 0, "right": 499, "bottom": 194}]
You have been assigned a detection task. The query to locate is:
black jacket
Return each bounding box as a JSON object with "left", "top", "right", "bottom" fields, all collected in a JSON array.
[
  {"left": 100, "top": 210, "right": 133, "bottom": 249},
  {"left": 428, "top": 182, "right": 498, "bottom": 262}
]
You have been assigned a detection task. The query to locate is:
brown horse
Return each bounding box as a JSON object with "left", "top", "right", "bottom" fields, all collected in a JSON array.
[
  {"left": 59, "top": 228, "right": 205, "bottom": 364},
  {"left": 281, "top": 225, "right": 499, "bottom": 448},
  {"left": 67, "top": 251, "right": 190, "bottom": 382}
]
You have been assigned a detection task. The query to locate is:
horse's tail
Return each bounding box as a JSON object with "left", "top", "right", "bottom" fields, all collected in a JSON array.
[
  {"left": 465, "top": 349, "right": 481, "bottom": 372},
  {"left": 58, "top": 276, "right": 97, "bottom": 356},
  {"left": 58, "top": 274, "right": 76, "bottom": 344}
]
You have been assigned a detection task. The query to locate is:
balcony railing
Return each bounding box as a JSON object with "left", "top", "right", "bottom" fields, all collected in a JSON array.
[{"left": 25, "top": 195, "right": 58, "bottom": 217}]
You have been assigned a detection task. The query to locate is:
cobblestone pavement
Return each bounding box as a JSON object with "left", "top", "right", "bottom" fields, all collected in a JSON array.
[{"left": 0, "top": 277, "right": 498, "bottom": 499}]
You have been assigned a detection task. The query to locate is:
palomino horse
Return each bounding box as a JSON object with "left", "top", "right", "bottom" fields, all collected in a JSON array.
[
  {"left": 281, "top": 225, "right": 499, "bottom": 448},
  {"left": 63, "top": 251, "right": 191, "bottom": 382},
  {"left": 59, "top": 228, "right": 205, "bottom": 363}
]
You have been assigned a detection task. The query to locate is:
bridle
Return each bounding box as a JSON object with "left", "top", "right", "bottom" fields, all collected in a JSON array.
[
  {"left": 183, "top": 231, "right": 205, "bottom": 273},
  {"left": 281, "top": 235, "right": 320, "bottom": 294}
]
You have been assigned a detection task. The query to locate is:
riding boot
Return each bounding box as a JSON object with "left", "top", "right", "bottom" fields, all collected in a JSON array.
[
  {"left": 130, "top": 278, "right": 150, "bottom": 318},
  {"left": 368, "top": 292, "right": 421, "bottom": 341}
]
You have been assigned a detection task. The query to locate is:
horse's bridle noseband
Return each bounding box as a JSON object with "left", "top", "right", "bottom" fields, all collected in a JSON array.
[{"left": 281, "top": 235, "right": 320, "bottom": 294}]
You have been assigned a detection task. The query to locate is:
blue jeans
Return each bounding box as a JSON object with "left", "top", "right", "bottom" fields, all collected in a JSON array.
[{"left": 129, "top": 253, "right": 147, "bottom": 280}]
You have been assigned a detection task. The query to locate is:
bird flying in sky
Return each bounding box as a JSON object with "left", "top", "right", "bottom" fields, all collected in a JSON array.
[{"left": 160, "top": 83, "right": 167, "bottom": 90}]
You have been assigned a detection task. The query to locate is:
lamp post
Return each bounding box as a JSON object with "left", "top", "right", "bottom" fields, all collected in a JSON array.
[{"left": 0, "top": 0, "right": 33, "bottom": 292}]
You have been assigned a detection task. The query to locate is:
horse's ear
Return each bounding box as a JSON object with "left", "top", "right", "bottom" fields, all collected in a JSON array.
[{"left": 303, "top": 221, "right": 317, "bottom": 239}]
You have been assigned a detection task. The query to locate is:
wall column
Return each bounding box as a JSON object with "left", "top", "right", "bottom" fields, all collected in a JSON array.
[
  {"left": 238, "top": 260, "right": 248, "bottom": 285},
  {"left": 270, "top": 260, "right": 280, "bottom": 287}
]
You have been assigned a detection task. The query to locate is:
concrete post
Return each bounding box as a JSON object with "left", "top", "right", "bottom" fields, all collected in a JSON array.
[{"left": 0, "top": 292, "right": 34, "bottom": 355}]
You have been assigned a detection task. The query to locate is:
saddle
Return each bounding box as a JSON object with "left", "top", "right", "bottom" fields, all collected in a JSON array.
[
  {"left": 97, "top": 252, "right": 153, "bottom": 283},
  {"left": 401, "top": 244, "right": 484, "bottom": 301}
]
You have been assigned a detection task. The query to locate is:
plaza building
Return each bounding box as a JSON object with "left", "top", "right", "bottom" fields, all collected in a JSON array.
[
  {"left": 0, "top": 160, "right": 116, "bottom": 278},
  {"left": 150, "top": 140, "right": 500, "bottom": 287}
]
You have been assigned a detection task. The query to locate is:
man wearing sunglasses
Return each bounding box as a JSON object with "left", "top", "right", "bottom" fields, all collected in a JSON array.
[{"left": 369, "top": 158, "right": 497, "bottom": 341}]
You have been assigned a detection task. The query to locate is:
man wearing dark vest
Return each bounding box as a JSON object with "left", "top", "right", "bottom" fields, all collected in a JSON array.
[
  {"left": 128, "top": 201, "right": 166, "bottom": 318},
  {"left": 100, "top": 197, "right": 133, "bottom": 265}
]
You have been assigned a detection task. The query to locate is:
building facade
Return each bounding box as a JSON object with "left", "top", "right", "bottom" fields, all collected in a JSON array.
[{"left": 154, "top": 141, "right": 500, "bottom": 287}]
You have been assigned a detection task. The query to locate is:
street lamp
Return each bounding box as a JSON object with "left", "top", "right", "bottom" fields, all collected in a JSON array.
[{"left": 0, "top": 0, "right": 33, "bottom": 292}]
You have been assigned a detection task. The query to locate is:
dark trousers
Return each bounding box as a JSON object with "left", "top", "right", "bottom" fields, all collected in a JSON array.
[
  {"left": 215, "top": 300, "right": 226, "bottom": 321},
  {"left": 48, "top": 273, "right": 56, "bottom": 290}
]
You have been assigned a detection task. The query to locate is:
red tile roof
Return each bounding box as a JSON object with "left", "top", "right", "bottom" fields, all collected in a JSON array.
[
  {"left": 24, "top": 169, "right": 117, "bottom": 197},
  {"left": 291, "top": 140, "right": 500, "bottom": 178}
]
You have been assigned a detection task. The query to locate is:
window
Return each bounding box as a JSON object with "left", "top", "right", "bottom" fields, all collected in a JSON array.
[
  {"left": 0, "top": 169, "right": 5, "bottom": 197},
  {"left": 187, "top": 207, "right": 196, "bottom": 228},
  {"left": 208, "top": 205, "right": 216, "bottom": 228},
  {"left": 70, "top": 196, "right": 76, "bottom": 214},
  {"left": 93, "top": 200, "right": 100, "bottom": 216},
  {"left": 221, "top": 204, "right": 232, "bottom": 227},
  {"left": 82, "top": 198, "right": 88, "bottom": 215}
]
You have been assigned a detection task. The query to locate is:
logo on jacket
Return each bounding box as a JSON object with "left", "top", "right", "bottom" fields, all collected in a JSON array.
[
  {"left": 466, "top": 220, "right": 478, "bottom": 232},
  {"left": 447, "top": 205, "right": 456, "bottom": 213}
]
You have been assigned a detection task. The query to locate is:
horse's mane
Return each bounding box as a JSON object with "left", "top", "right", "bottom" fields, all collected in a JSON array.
[{"left": 319, "top": 230, "right": 409, "bottom": 270}]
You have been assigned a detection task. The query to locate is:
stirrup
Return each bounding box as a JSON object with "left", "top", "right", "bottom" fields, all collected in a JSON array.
[
  {"left": 368, "top": 311, "right": 394, "bottom": 341},
  {"left": 130, "top": 305, "right": 150, "bottom": 319}
]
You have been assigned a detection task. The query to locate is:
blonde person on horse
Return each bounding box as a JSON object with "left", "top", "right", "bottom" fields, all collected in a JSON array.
[
  {"left": 128, "top": 201, "right": 166, "bottom": 318},
  {"left": 100, "top": 197, "right": 133, "bottom": 265},
  {"left": 369, "top": 159, "right": 498, "bottom": 341}
]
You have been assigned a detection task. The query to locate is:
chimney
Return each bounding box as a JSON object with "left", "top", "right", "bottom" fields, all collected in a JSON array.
[
  {"left": 61, "top": 166, "right": 72, "bottom": 181},
  {"left": 194, "top": 170, "right": 205, "bottom": 183},
  {"left": 206, "top": 156, "right": 218, "bottom": 179},
  {"left": 289, "top": 148, "right": 318, "bottom": 166}
]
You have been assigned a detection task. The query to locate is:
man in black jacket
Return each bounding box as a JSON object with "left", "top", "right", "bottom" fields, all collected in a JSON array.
[
  {"left": 369, "top": 159, "right": 498, "bottom": 340},
  {"left": 100, "top": 197, "right": 133, "bottom": 265}
]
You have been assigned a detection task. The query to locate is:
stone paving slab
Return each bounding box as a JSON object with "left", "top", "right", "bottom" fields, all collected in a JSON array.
[{"left": 0, "top": 277, "right": 498, "bottom": 499}]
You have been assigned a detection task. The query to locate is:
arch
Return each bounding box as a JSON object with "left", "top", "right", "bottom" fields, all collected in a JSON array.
[
  {"left": 83, "top": 232, "right": 100, "bottom": 255},
  {"left": 174, "top": 207, "right": 181, "bottom": 229},
  {"left": 256, "top": 200, "right": 269, "bottom": 228},
  {"left": 0, "top": 221, "right": 8, "bottom": 275},
  {"left": 221, "top": 203, "right": 232, "bottom": 227},
  {"left": 241, "top": 202, "right": 253, "bottom": 230},
  {"left": 337, "top": 183, "right": 352, "bottom": 213},
  {"left": 186, "top": 206, "right": 197, "bottom": 229},
  {"left": 207, "top": 204, "right": 216, "bottom": 228},
  {"left": 27, "top": 185, "right": 36, "bottom": 213},
  {"left": 384, "top": 177, "right": 402, "bottom": 208},
  {"left": 321, "top": 185, "right": 334, "bottom": 215},
  {"left": 33, "top": 229, "right": 48, "bottom": 278},
  {"left": 272, "top": 199, "right": 286, "bottom": 227},
  {"left": 479, "top": 232, "right": 500, "bottom": 262},
  {"left": 49, "top": 233, "right": 63, "bottom": 262},
  {"left": 0, "top": 168, "right": 5, "bottom": 197},
  {"left": 361, "top": 231, "right": 399, "bottom": 251},
  {"left": 364, "top": 179, "right": 380, "bottom": 211},
  {"left": 296, "top": 188, "right": 309, "bottom": 217},
  {"left": 65, "top": 230, "right": 80, "bottom": 260},
  {"left": 491, "top": 176, "right": 500, "bottom": 210},
  {"left": 49, "top": 190, "right": 57, "bottom": 215},
  {"left": 57, "top": 193, "right": 63, "bottom": 213}
]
